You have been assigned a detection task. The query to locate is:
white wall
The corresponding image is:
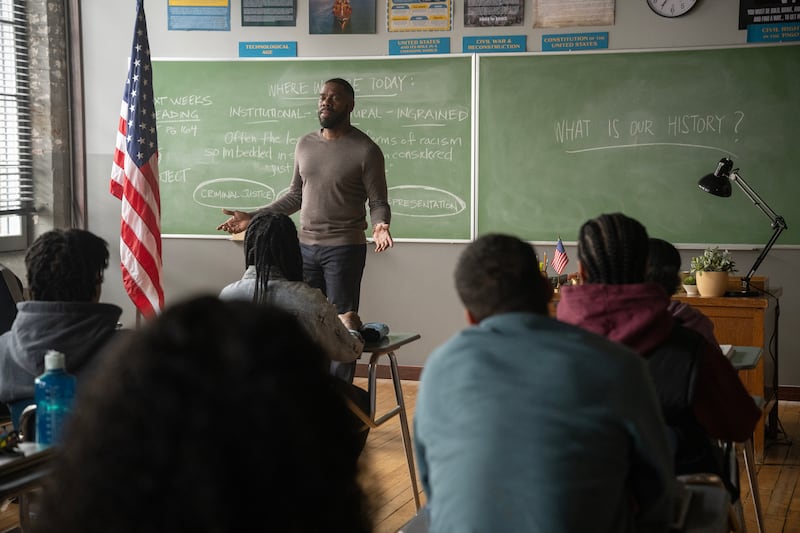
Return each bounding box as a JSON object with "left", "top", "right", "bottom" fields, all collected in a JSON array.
[{"left": 81, "top": 2, "right": 800, "bottom": 387}]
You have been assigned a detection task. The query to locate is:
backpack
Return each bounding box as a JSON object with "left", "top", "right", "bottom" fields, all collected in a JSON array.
[{"left": 646, "top": 324, "right": 738, "bottom": 501}]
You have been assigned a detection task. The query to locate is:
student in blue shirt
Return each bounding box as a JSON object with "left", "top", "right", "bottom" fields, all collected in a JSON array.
[{"left": 414, "top": 233, "right": 674, "bottom": 532}]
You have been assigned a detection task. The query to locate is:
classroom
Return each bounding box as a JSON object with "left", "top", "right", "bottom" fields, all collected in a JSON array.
[
  {"left": 1, "top": 1, "right": 799, "bottom": 529},
  {"left": 3, "top": 0, "right": 800, "bottom": 390},
  {"left": 60, "top": 2, "right": 798, "bottom": 392}
]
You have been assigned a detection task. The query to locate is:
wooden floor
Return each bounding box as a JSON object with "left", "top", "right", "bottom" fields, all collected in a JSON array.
[
  {"left": 355, "top": 377, "right": 425, "bottom": 533},
  {"left": 752, "top": 401, "right": 800, "bottom": 533},
  {"left": 2, "top": 381, "right": 799, "bottom": 532}
]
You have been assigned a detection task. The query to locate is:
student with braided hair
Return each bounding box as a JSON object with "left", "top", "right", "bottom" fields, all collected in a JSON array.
[
  {"left": 557, "top": 213, "right": 760, "bottom": 497},
  {"left": 220, "top": 211, "right": 364, "bottom": 380}
]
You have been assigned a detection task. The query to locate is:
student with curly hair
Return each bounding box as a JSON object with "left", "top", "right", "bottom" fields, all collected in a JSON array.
[
  {"left": 32, "top": 296, "right": 374, "bottom": 533},
  {"left": 0, "top": 229, "right": 122, "bottom": 425}
]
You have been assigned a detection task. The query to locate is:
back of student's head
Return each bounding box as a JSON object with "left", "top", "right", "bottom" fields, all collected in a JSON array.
[
  {"left": 577, "top": 213, "right": 649, "bottom": 284},
  {"left": 646, "top": 238, "right": 682, "bottom": 295},
  {"left": 454, "top": 233, "right": 551, "bottom": 322},
  {"left": 32, "top": 295, "right": 373, "bottom": 533},
  {"left": 25, "top": 228, "right": 109, "bottom": 301},
  {"left": 244, "top": 212, "right": 304, "bottom": 302}
]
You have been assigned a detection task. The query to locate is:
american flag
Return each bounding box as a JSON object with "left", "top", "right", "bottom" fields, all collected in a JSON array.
[
  {"left": 110, "top": 0, "right": 163, "bottom": 319},
  {"left": 551, "top": 237, "right": 569, "bottom": 275}
]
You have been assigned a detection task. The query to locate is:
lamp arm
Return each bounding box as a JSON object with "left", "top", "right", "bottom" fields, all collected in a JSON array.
[
  {"left": 730, "top": 170, "right": 782, "bottom": 223},
  {"left": 728, "top": 170, "right": 788, "bottom": 292},
  {"left": 741, "top": 221, "right": 786, "bottom": 292}
]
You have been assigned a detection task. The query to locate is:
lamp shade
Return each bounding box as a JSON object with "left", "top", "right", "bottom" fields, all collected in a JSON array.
[
  {"left": 698, "top": 173, "right": 732, "bottom": 197},
  {"left": 698, "top": 158, "right": 733, "bottom": 197}
]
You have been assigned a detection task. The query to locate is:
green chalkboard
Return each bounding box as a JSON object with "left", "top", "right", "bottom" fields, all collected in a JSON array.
[
  {"left": 477, "top": 44, "right": 800, "bottom": 245},
  {"left": 152, "top": 56, "right": 472, "bottom": 240}
]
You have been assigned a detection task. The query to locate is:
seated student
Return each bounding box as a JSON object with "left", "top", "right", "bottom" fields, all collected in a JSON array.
[
  {"left": 0, "top": 229, "right": 122, "bottom": 425},
  {"left": 219, "top": 211, "right": 365, "bottom": 381},
  {"left": 30, "top": 296, "right": 373, "bottom": 533},
  {"left": 414, "top": 233, "right": 674, "bottom": 532},
  {"left": 646, "top": 237, "right": 719, "bottom": 347},
  {"left": 220, "top": 212, "right": 371, "bottom": 453},
  {"left": 556, "top": 213, "right": 761, "bottom": 486}
]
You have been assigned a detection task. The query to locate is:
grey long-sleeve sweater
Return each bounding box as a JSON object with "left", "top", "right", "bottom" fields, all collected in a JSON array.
[{"left": 261, "top": 127, "right": 391, "bottom": 246}]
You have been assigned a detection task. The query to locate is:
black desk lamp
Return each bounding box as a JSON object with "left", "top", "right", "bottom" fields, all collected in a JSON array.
[{"left": 698, "top": 157, "right": 788, "bottom": 297}]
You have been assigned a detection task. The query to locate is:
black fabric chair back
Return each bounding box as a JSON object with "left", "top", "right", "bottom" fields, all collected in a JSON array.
[{"left": 0, "top": 264, "right": 23, "bottom": 334}]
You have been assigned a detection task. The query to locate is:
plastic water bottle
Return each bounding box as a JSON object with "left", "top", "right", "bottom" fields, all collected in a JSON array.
[{"left": 34, "top": 350, "right": 76, "bottom": 446}]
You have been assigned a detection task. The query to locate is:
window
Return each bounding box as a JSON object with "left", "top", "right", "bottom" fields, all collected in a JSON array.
[{"left": 0, "top": 0, "right": 32, "bottom": 251}]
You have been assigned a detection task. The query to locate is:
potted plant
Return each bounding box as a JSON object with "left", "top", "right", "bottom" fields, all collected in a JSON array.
[
  {"left": 682, "top": 274, "right": 698, "bottom": 296},
  {"left": 690, "top": 247, "right": 736, "bottom": 297}
]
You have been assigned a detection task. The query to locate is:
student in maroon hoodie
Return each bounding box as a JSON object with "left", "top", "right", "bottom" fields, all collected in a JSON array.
[
  {"left": 556, "top": 213, "right": 760, "bottom": 492},
  {"left": 645, "top": 237, "right": 719, "bottom": 347}
]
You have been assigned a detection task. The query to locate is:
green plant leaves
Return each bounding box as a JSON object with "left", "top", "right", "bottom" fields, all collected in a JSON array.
[{"left": 690, "top": 247, "right": 736, "bottom": 273}]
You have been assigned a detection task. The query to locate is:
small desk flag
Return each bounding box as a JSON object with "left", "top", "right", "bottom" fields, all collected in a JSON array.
[
  {"left": 551, "top": 237, "right": 569, "bottom": 275},
  {"left": 110, "top": 0, "right": 164, "bottom": 319}
]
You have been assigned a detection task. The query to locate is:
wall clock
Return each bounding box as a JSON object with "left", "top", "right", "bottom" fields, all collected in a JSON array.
[{"left": 647, "top": 0, "right": 698, "bottom": 18}]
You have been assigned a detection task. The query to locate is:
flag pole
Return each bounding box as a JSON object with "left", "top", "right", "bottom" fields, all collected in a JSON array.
[{"left": 110, "top": 0, "right": 164, "bottom": 321}]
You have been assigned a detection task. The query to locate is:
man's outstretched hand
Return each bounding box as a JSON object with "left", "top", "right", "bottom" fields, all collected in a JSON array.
[
  {"left": 372, "top": 223, "right": 393, "bottom": 253},
  {"left": 217, "top": 209, "right": 253, "bottom": 234},
  {"left": 338, "top": 311, "right": 362, "bottom": 331}
]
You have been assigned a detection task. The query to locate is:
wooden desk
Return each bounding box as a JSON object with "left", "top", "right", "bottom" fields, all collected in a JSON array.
[
  {"left": 360, "top": 333, "right": 421, "bottom": 510},
  {"left": 728, "top": 345, "right": 762, "bottom": 371},
  {"left": 672, "top": 294, "right": 777, "bottom": 462},
  {"left": 0, "top": 446, "right": 52, "bottom": 502}
]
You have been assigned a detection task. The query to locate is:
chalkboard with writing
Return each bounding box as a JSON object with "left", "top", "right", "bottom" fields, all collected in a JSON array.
[
  {"left": 477, "top": 44, "right": 800, "bottom": 245},
  {"left": 152, "top": 56, "right": 472, "bottom": 240}
]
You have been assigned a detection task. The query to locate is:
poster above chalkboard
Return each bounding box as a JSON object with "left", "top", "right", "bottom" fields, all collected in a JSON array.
[{"left": 152, "top": 56, "right": 473, "bottom": 240}]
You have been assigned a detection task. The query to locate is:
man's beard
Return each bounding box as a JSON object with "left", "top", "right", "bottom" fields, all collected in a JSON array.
[{"left": 319, "top": 108, "right": 347, "bottom": 128}]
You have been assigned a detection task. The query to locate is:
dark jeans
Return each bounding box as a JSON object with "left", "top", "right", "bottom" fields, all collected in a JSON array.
[{"left": 300, "top": 243, "right": 366, "bottom": 314}]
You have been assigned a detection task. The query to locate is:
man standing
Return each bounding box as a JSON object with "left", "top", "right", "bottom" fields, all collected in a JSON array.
[
  {"left": 414, "top": 233, "right": 674, "bottom": 532},
  {"left": 218, "top": 78, "right": 392, "bottom": 314}
]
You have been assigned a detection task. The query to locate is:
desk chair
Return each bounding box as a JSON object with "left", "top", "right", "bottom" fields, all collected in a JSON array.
[
  {"left": 17, "top": 406, "right": 35, "bottom": 444},
  {"left": 738, "top": 437, "right": 764, "bottom": 533},
  {"left": 677, "top": 474, "right": 742, "bottom": 533},
  {"left": 6, "top": 401, "right": 33, "bottom": 434},
  {"left": 12, "top": 405, "right": 39, "bottom": 533},
  {"left": 0, "top": 267, "right": 24, "bottom": 428},
  {"left": 0, "top": 264, "right": 23, "bottom": 335},
  {"left": 346, "top": 333, "right": 421, "bottom": 510},
  {"left": 399, "top": 481, "right": 734, "bottom": 533},
  {"left": 397, "top": 506, "right": 429, "bottom": 533}
]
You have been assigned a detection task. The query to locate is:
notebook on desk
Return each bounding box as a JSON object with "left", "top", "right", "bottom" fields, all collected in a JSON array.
[{"left": 719, "top": 344, "right": 734, "bottom": 358}]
